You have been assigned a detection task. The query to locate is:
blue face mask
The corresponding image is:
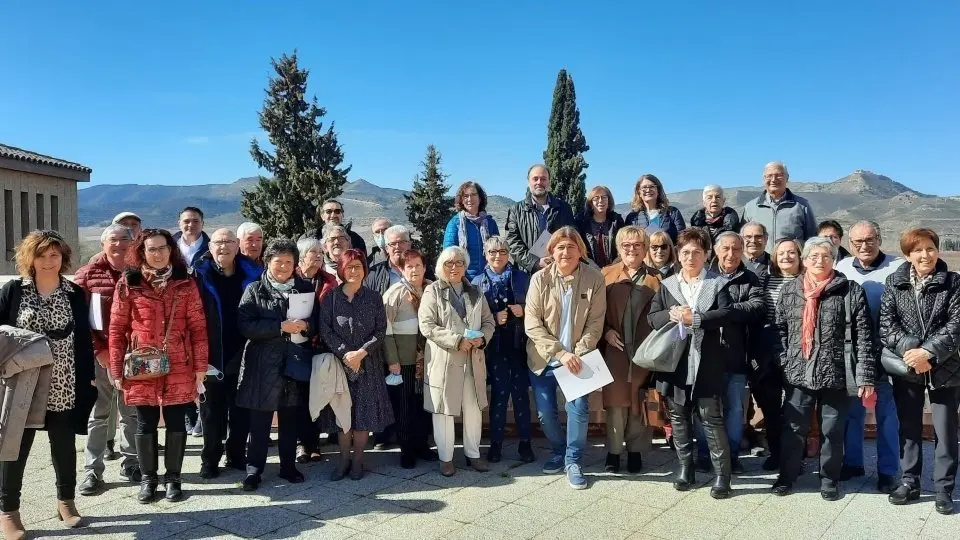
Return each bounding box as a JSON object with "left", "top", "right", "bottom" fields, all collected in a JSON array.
[
  {"left": 374, "top": 233, "right": 386, "bottom": 250},
  {"left": 385, "top": 373, "right": 403, "bottom": 386}
]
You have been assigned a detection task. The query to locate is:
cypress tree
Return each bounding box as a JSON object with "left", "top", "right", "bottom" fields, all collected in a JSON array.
[
  {"left": 240, "top": 51, "right": 351, "bottom": 239},
  {"left": 405, "top": 145, "right": 453, "bottom": 266},
  {"left": 542, "top": 69, "right": 590, "bottom": 211}
]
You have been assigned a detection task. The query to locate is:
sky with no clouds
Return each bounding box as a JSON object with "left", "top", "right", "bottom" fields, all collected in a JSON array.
[{"left": 2, "top": 0, "right": 958, "bottom": 201}]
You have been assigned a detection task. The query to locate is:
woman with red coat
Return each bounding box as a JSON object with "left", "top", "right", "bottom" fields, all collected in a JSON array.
[{"left": 108, "top": 229, "right": 208, "bottom": 504}]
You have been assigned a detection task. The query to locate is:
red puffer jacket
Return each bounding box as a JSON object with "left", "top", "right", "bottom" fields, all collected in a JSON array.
[
  {"left": 74, "top": 252, "right": 123, "bottom": 358},
  {"left": 108, "top": 267, "right": 209, "bottom": 407}
]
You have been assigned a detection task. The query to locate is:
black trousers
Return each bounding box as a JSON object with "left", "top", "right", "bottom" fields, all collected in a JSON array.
[
  {"left": 388, "top": 365, "right": 432, "bottom": 456},
  {"left": 780, "top": 385, "right": 849, "bottom": 484},
  {"left": 893, "top": 380, "right": 960, "bottom": 493},
  {"left": 748, "top": 362, "right": 784, "bottom": 462},
  {"left": 297, "top": 382, "right": 320, "bottom": 452},
  {"left": 0, "top": 411, "right": 76, "bottom": 511},
  {"left": 199, "top": 378, "right": 231, "bottom": 467},
  {"left": 246, "top": 407, "right": 297, "bottom": 476},
  {"left": 136, "top": 403, "right": 189, "bottom": 434},
  {"left": 223, "top": 373, "right": 250, "bottom": 465}
]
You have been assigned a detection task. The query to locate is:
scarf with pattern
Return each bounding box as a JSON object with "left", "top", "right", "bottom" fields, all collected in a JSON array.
[
  {"left": 457, "top": 211, "right": 491, "bottom": 251},
  {"left": 141, "top": 265, "right": 172, "bottom": 292}
]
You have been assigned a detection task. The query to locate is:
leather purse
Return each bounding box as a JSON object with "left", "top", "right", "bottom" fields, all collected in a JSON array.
[
  {"left": 880, "top": 348, "right": 911, "bottom": 378},
  {"left": 123, "top": 296, "right": 176, "bottom": 381},
  {"left": 632, "top": 321, "right": 690, "bottom": 372}
]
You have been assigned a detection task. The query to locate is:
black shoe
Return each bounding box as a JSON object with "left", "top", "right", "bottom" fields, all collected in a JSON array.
[
  {"left": 604, "top": 453, "right": 621, "bottom": 473},
  {"left": 242, "top": 474, "right": 261, "bottom": 491},
  {"left": 673, "top": 462, "right": 695, "bottom": 492},
  {"left": 935, "top": 492, "right": 954, "bottom": 515},
  {"left": 120, "top": 466, "right": 142, "bottom": 483},
  {"left": 138, "top": 477, "right": 158, "bottom": 504},
  {"left": 839, "top": 465, "right": 865, "bottom": 481},
  {"left": 876, "top": 473, "right": 897, "bottom": 494},
  {"left": 104, "top": 439, "right": 120, "bottom": 461},
  {"left": 695, "top": 456, "right": 712, "bottom": 473},
  {"left": 279, "top": 468, "right": 305, "bottom": 484},
  {"left": 487, "top": 442, "right": 502, "bottom": 464},
  {"left": 518, "top": 441, "right": 536, "bottom": 463},
  {"left": 164, "top": 474, "right": 183, "bottom": 502},
  {"left": 416, "top": 447, "right": 439, "bottom": 462},
  {"left": 627, "top": 452, "right": 643, "bottom": 474},
  {"left": 731, "top": 458, "right": 744, "bottom": 475},
  {"left": 78, "top": 474, "right": 103, "bottom": 496},
  {"left": 820, "top": 480, "right": 840, "bottom": 501},
  {"left": 400, "top": 453, "right": 417, "bottom": 469},
  {"left": 771, "top": 478, "right": 793, "bottom": 496},
  {"left": 762, "top": 456, "right": 779, "bottom": 471},
  {"left": 888, "top": 484, "right": 921, "bottom": 505},
  {"left": 199, "top": 463, "right": 219, "bottom": 479},
  {"left": 710, "top": 476, "right": 732, "bottom": 499}
]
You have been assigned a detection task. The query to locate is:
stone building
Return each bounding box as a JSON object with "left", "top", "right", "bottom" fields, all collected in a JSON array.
[{"left": 0, "top": 144, "right": 91, "bottom": 274}]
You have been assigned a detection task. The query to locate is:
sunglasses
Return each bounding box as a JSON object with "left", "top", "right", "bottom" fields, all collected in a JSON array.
[
  {"left": 324, "top": 208, "right": 344, "bottom": 215},
  {"left": 650, "top": 245, "right": 669, "bottom": 251}
]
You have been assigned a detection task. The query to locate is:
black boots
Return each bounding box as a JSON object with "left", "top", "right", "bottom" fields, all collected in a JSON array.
[
  {"left": 135, "top": 433, "right": 158, "bottom": 504},
  {"left": 627, "top": 452, "right": 643, "bottom": 474},
  {"left": 517, "top": 441, "right": 536, "bottom": 463},
  {"left": 604, "top": 453, "right": 620, "bottom": 473},
  {"left": 888, "top": 484, "right": 920, "bottom": 505},
  {"left": 163, "top": 432, "right": 187, "bottom": 502},
  {"left": 487, "top": 441, "right": 502, "bottom": 464},
  {"left": 701, "top": 402, "right": 732, "bottom": 499},
  {"left": 666, "top": 402, "right": 696, "bottom": 491}
]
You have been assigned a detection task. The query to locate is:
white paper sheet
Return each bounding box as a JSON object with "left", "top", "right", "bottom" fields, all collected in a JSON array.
[
  {"left": 553, "top": 349, "right": 613, "bottom": 402},
  {"left": 89, "top": 292, "right": 104, "bottom": 331},
  {"left": 287, "top": 292, "right": 315, "bottom": 344},
  {"left": 530, "top": 230, "right": 552, "bottom": 258}
]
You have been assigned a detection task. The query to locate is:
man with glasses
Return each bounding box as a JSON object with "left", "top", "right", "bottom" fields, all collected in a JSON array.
[
  {"left": 741, "top": 161, "right": 817, "bottom": 253},
  {"left": 304, "top": 199, "right": 367, "bottom": 256},
  {"left": 192, "top": 228, "right": 264, "bottom": 477},
  {"left": 741, "top": 222, "right": 772, "bottom": 279},
  {"left": 835, "top": 220, "right": 903, "bottom": 493},
  {"left": 76, "top": 224, "right": 140, "bottom": 495},
  {"left": 505, "top": 164, "right": 576, "bottom": 273},
  {"left": 365, "top": 225, "right": 412, "bottom": 296}
]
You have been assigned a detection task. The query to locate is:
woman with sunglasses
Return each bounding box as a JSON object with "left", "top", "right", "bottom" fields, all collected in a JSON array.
[
  {"left": 0, "top": 231, "right": 97, "bottom": 536},
  {"left": 645, "top": 231, "right": 678, "bottom": 279}
]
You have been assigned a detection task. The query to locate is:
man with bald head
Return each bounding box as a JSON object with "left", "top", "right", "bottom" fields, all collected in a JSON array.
[
  {"left": 505, "top": 164, "right": 576, "bottom": 273},
  {"left": 193, "top": 228, "right": 264, "bottom": 477},
  {"left": 835, "top": 220, "right": 903, "bottom": 493}
]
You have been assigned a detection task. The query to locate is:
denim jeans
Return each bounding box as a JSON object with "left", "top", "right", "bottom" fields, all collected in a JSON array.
[
  {"left": 843, "top": 378, "right": 899, "bottom": 476},
  {"left": 696, "top": 373, "right": 747, "bottom": 458},
  {"left": 528, "top": 368, "right": 589, "bottom": 466}
]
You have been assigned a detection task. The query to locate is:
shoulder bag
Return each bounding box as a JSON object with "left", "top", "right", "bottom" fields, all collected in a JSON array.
[
  {"left": 632, "top": 320, "right": 689, "bottom": 372},
  {"left": 123, "top": 294, "right": 176, "bottom": 381}
]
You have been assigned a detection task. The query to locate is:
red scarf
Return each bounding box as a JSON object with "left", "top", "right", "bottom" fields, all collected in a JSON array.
[{"left": 801, "top": 271, "right": 834, "bottom": 360}]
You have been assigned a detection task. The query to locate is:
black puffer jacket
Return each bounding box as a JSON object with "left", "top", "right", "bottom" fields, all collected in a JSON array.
[
  {"left": 776, "top": 273, "right": 875, "bottom": 391},
  {"left": 879, "top": 260, "right": 960, "bottom": 388},
  {"left": 689, "top": 207, "right": 740, "bottom": 246},
  {"left": 236, "top": 277, "right": 317, "bottom": 411},
  {"left": 714, "top": 262, "right": 766, "bottom": 373}
]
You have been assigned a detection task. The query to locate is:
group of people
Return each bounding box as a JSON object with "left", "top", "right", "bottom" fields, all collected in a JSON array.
[{"left": 0, "top": 161, "right": 958, "bottom": 539}]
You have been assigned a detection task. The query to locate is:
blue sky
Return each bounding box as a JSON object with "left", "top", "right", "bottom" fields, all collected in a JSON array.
[{"left": 2, "top": 1, "right": 958, "bottom": 202}]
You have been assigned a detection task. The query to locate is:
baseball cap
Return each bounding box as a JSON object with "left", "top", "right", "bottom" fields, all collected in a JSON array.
[{"left": 112, "top": 212, "right": 142, "bottom": 224}]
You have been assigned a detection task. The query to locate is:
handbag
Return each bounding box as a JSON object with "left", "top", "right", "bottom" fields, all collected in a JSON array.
[
  {"left": 880, "top": 348, "right": 910, "bottom": 377},
  {"left": 123, "top": 295, "right": 176, "bottom": 381},
  {"left": 284, "top": 343, "right": 313, "bottom": 382},
  {"left": 632, "top": 321, "right": 690, "bottom": 372}
]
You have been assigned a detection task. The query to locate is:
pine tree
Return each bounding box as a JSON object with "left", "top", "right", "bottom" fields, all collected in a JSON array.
[
  {"left": 240, "top": 51, "right": 351, "bottom": 239},
  {"left": 405, "top": 145, "right": 453, "bottom": 266},
  {"left": 543, "top": 69, "right": 590, "bottom": 212}
]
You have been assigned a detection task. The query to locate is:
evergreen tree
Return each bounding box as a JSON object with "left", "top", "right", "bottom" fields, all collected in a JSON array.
[
  {"left": 543, "top": 69, "right": 590, "bottom": 211},
  {"left": 405, "top": 145, "right": 453, "bottom": 266},
  {"left": 240, "top": 51, "right": 351, "bottom": 239}
]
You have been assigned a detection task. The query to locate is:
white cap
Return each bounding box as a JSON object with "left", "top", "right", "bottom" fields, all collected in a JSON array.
[{"left": 112, "top": 211, "right": 141, "bottom": 224}]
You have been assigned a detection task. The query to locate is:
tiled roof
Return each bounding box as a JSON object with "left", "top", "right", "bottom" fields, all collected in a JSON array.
[{"left": 0, "top": 143, "right": 92, "bottom": 173}]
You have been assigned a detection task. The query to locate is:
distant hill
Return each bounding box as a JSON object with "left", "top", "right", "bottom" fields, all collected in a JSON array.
[{"left": 78, "top": 170, "right": 960, "bottom": 243}]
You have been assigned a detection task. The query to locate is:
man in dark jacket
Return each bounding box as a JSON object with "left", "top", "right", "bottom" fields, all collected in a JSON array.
[
  {"left": 741, "top": 221, "right": 772, "bottom": 279},
  {"left": 818, "top": 220, "right": 852, "bottom": 262},
  {"left": 194, "top": 228, "right": 263, "bottom": 477},
  {"left": 76, "top": 224, "right": 140, "bottom": 495},
  {"left": 505, "top": 164, "right": 576, "bottom": 273},
  {"left": 365, "top": 225, "right": 412, "bottom": 296},
  {"left": 302, "top": 199, "right": 367, "bottom": 256},
  {"left": 695, "top": 232, "right": 765, "bottom": 474},
  {"left": 173, "top": 206, "right": 210, "bottom": 270}
]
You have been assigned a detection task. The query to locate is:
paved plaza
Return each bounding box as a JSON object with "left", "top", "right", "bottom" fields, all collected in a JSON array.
[{"left": 12, "top": 430, "right": 958, "bottom": 539}]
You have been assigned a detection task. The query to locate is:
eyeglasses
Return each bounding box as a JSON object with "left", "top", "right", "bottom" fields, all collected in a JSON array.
[
  {"left": 326, "top": 236, "right": 347, "bottom": 244},
  {"left": 620, "top": 242, "right": 645, "bottom": 251},
  {"left": 443, "top": 261, "right": 466, "bottom": 269},
  {"left": 211, "top": 240, "right": 237, "bottom": 247},
  {"left": 461, "top": 192, "right": 479, "bottom": 199},
  {"left": 386, "top": 241, "right": 409, "bottom": 248},
  {"left": 106, "top": 237, "right": 131, "bottom": 245},
  {"left": 650, "top": 245, "right": 669, "bottom": 251},
  {"left": 764, "top": 173, "right": 786, "bottom": 180},
  {"left": 851, "top": 237, "right": 878, "bottom": 248},
  {"left": 487, "top": 249, "right": 508, "bottom": 256},
  {"left": 323, "top": 208, "right": 343, "bottom": 215},
  {"left": 806, "top": 254, "right": 832, "bottom": 262},
  {"left": 639, "top": 186, "right": 658, "bottom": 193},
  {"left": 145, "top": 246, "right": 171, "bottom": 255},
  {"left": 742, "top": 235, "right": 766, "bottom": 241},
  {"left": 591, "top": 195, "right": 609, "bottom": 202}
]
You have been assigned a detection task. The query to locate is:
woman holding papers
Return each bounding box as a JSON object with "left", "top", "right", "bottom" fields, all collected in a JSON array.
[
  {"left": 648, "top": 227, "right": 736, "bottom": 499},
  {"left": 524, "top": 226, "right": 606, "bottom": 490},
  {"left": 108, "top": 229, "right": 207, "bottom": 504},
  {"left": 236, "top": 239, "right": 316, "bottom": 491},
  {"left": 318, "top": 249, "right": 394, "bottom": 481},
  {"left": 419, "top": 246, "right": 496, "bottom": 477},
  {"left": 600, "top": 226, "right": 659, "bottom": 474}
]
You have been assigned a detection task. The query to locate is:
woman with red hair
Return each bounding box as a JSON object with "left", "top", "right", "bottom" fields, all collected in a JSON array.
[{"left": 319, "top": 249, "right": 393, "bottom": 480}]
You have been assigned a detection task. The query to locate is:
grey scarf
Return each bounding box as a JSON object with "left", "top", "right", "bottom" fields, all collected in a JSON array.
[{"left": 457, "top": 211, "right": 491, "bottom": 250}]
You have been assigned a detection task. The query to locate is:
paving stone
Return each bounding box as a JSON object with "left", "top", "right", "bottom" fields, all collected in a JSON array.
[
  {"left": 275, "top": 485, "right": 361, "bottom": 517},
  {"left": 88, "top": 511, "right": 205, "bottom": 540},
  {"left": 822, "top": 492, "right": 931, "bottom": 538},
  {"left": 261, "top": 519, "right": 359, "bottom": 540},
  {"left": 595, "top": 476, "right": 693, "bottom": 510},
  {"left": 672, "top": 488, "right": 760, "bottom": 525},
  {"left": 534, "top": 516, "right": 634, "bottom": 540},
  {"left": 574, "top": 498, "right": 662, "bottom": 532},
  {"left": 441, "top": 524, "right": 513, "bottom": 539},
  {"left": 367, "top": 511, "right": 463, "bottom": 539},
  {"left": 326, "top": 471, "right": 407, "bottom": 497},
  {"left": 372, "top": 479, "right": 460, "bottom": 510},
  {"left": 208, "top": 504, "right": 308, "bottom": 538},
  {"left": 472, "top": 473, "right": 546, "bottom": 503},
  {"left": 165, "top": 524, "right": 247, "bottom": 539},
  {"left": 644, "top": 507, "right": 735, "bottom": 540},
  {"left": 727, "top": 499, "right": 843, "bottom": 540},
  {"left": 318, "top": 495, "right": 409, "bottom": 532},
  {"left": 513, "top": 477, "right": 603, "bottom": 510},
  {"left": 472, "top": 503, "right": 566, "bottom": 539},
  {"left": 431, "top": 488, "right": 507, "bottom": 523}
]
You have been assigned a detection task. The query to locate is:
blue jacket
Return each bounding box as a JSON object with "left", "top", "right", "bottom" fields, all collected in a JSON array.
[
  {"left": 471, "top": 265, "right": 529, "bottom": 354},
  {"left": 625, "top": 205, "right": 686, "bottom": 243},
  {"left": 172, "top": 231, "right": 211, "bottom": 270},
  {"left": 194, "top": 253, "right": 263, "bottom": 372},
  {"left": 443, "top": 213, "right": 500, "bottom": 280}
]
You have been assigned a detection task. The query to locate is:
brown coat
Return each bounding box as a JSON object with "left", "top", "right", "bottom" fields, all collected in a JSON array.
[
  {"left": 524, "top": 262, "right": 607, "bottom": 375},
  {"left": 599, "top": 263, "right": 660, "bottom": 413}
]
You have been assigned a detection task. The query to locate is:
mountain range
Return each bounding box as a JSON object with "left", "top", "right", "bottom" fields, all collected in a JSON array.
[{"left": 78, "top": 170, "right": 960, "bottom": 243}]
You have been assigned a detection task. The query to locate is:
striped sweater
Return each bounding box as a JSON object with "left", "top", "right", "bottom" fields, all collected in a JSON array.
[
  {"left": 383, "top": 281, "right": 426, "bottom": 366},
  {"left": 763, "top": 274, "right": 799, "bottom": 324}
]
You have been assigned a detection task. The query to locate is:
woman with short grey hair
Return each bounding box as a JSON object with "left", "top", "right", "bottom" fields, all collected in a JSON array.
[
  {"left": 689, "top": 184, "right": 740, "bottom": 245},
  {"left": 321, "top": 224, "right": 351, "bottom": 278}
]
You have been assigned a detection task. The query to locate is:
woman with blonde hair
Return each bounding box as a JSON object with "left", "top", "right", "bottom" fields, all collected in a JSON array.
[
  {"left": 525, "top": 226, "right": 607, "bottom": 489},
  {"left": 574, "top": 185, "right": 624, "bottom": 268},
  {"left": 0, "top": 231, "right": 97, "bottom": 536},
  {"left": 645, "top": 231, "right": 677, "bottom": 279},
  {"left": 626, "top": 174, "right": 686, "bottom": 243}
]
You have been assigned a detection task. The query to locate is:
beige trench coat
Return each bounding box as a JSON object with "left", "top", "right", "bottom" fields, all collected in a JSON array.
[
  {"left": 524, "top": 262, "right": 607, "bottom": 375},
  {"left": 418, "top": 279, "right": 495, "bottom": 416}
]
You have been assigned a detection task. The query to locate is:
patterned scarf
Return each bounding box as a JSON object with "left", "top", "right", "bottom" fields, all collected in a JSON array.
[
  {"left": 910, "top": 266, "right": 934, "bottom": 294},
  {"left": 457, "top": 211, "right": 491, "bottom": 250},
  {"left": 142, "top": 265, "right": 172, "bottom": 292},
  {"left": 801, "top": 271, "right": 834, "bottom": 360},
  {"left": 484, "top": 264, "right": 514, "bottom": 311},
  {"left": 266, "top": 270, "right": 296, "bottom": 293}
]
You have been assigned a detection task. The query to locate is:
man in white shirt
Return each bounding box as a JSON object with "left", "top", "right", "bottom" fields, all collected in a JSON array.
[{"left": 172, "top": 206, "right": 210, "bottom": 270}]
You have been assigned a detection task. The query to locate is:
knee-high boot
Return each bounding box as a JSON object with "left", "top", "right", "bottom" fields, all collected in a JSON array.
[
  {"left": 665, "top": 400, "right": 695, "bottom": 491},
  {"left": 702, "top": 400, "right": 732, "bottom": 499},
  {"left": 163, "top": 432, "right": 187, "bottom": 502},
  {"left": 135, "top": 433, "right": 158, "bottom": 503}
]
